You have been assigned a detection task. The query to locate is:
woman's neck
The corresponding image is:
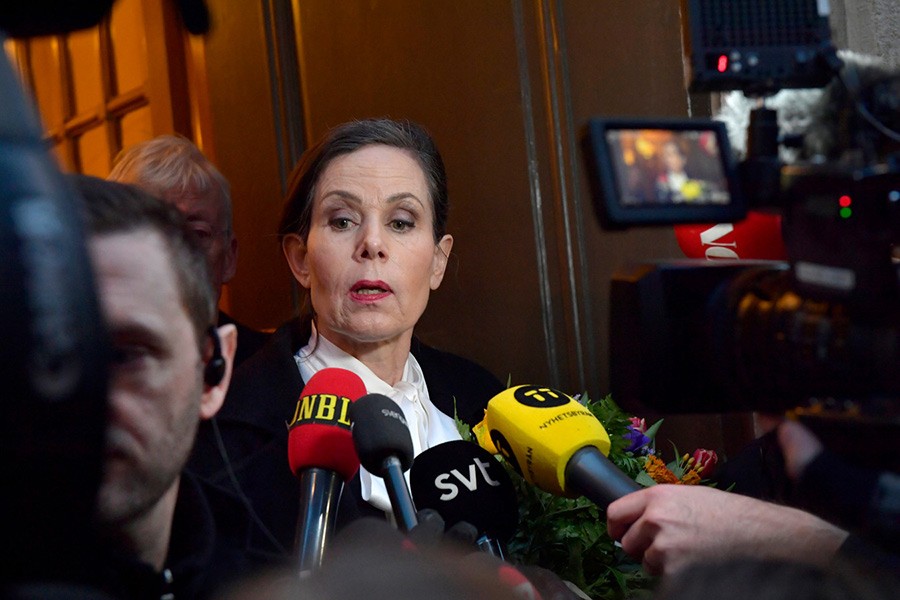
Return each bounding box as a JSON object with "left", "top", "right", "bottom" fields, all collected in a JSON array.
[{"left": 318, "top": 329, "right": 412, "bottom": 386}]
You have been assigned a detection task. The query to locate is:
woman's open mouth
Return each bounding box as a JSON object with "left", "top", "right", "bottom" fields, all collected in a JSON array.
[{"left": 350, "top": 280, "right": 392, "bottom": 301}]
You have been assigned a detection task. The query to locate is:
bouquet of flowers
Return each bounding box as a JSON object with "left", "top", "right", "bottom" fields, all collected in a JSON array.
[{"left": 463, "top": 392, "right": 719, "bottom": 600}]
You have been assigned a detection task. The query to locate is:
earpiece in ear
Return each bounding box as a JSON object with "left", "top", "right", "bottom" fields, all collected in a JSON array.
[{"left": 204, "top": 326, "right": 226, "bottom": 387}]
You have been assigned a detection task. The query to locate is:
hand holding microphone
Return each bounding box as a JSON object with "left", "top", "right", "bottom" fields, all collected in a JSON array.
[
  {"left": 474, "top": 385, "right": 639, "bottom": 508},
  {"left": 288, "top": 368, "right": 366, "bottom": 577}
]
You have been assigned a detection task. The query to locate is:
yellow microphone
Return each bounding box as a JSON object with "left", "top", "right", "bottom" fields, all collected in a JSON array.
[{"left": 474, "top": 385, "right": 639, "bottom": 507}]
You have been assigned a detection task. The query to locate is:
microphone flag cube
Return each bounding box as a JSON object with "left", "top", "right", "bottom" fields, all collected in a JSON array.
[{"left": 473, "top": 385, "right": 611, "bottom": 497}]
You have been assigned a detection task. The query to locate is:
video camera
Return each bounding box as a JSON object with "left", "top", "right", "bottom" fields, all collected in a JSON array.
[
  {"left": 0, "top": 0, "right": 212, "bottom": 588},
  {"left": 582, "top": 0, "right": 900, "bottom": 433}
]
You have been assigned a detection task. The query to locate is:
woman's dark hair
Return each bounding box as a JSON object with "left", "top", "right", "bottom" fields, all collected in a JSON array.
[{"left": 278, "top": 118, "right": 449, "bottom": 243}]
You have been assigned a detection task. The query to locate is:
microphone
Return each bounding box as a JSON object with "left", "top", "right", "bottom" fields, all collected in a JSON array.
[
  {"left": 350, "top": 393, "right": 418, "bottom": 532},
  {"left": 410, "top": 440, "right": 518, "bottom": 558},
  {"left": 674, "top": 211, "right": 786, "bottom": 260},
  {"left": 288, "top": 367, "right": 366, "bottom": 577},
  {"left": 473, "top": 385, "right": 640, "bottom": 508}
]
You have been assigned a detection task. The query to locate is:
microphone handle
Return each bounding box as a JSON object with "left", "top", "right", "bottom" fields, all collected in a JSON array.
[
  {"left": 381, "top": 455, "right": 418, "bottom": 533},
  {"left": 295, "top": 467, "right": 343, "bottom": 578},
  {"left": 565, "top": 446, "right": 641, "bottom": 509}
]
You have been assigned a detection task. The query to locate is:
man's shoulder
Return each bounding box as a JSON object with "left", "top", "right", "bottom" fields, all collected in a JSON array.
[{"left": 173, "top": 473, "right": 286, "bottom": 596}]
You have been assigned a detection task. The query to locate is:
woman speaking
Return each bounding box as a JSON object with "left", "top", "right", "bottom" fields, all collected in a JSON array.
[{"left": 188, "top": 119, "right": 502, "bottom": 556}]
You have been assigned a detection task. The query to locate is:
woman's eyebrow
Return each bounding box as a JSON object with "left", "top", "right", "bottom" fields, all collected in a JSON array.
[{"left": 321, "top": 189, "right": 425, "bottom": 208}]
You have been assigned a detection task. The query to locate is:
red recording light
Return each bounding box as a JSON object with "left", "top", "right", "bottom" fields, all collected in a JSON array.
[
  {"left": 717, "top": 54, "right": 728, "bottom": 73},
  {"left": 839, "top": 195, "right": 852, "bottom": 207}
]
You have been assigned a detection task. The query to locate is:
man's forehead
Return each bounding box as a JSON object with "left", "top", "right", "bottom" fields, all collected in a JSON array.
[
  {"left": 90, "top": 230, "right": 183, "bottom": 318},
  {"left": 162, "top": 186, "right": 227, "bottom": 226}
]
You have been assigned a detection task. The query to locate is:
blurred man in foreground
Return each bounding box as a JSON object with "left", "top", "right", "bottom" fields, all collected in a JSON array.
[{"left": 77, "top": 175, "right": 261, "bottom": 599}]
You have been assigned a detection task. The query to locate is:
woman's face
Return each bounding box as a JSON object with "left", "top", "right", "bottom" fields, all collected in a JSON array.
[
  {"left": 284, "top": 144, "right": 453, "bottom": 354},
  {"left": 661, "top": 142, "right": 686, "bottom": 173}
]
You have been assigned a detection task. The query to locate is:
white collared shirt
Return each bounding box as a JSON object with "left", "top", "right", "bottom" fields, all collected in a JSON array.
[{"left": 294, "top": 325, "right": 462, "bottom": 515}]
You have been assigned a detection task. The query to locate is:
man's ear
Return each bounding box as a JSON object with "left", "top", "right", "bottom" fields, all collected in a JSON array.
[
  {"left": 430, "top": 234, "right": 453, "bottom": 290},
  {"left": 282, "top": 233, "right": 311, "bottom": 288},
  {"left": 200, "top": 323, "right": 237, "bottom": 420},
  {"left": 222, "top": 235, "right": 238, "bottom": 285}
]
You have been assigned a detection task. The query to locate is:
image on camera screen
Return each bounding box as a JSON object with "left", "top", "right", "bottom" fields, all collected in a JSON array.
[
  {"left": 606, "top": 128, "right": 732, "bottom": 207},
  {"left": 584, "top": 118, "right": 744, "bottom": 228}
]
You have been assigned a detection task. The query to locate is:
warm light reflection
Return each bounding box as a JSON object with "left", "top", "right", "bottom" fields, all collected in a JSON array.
[
  {"left": 3, "top": 38, "right": 28, "bottom": 87},
  {"left": 3, "top": 38, "right": 18, "bottom": 65}
]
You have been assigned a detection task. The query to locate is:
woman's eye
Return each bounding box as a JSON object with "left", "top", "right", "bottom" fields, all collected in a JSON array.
[
  {"left": 390, "top": 219, "right": 415, "bottom": 232},
  {"left": 330, "top": 217, "right": 354, "bottom": 230}
]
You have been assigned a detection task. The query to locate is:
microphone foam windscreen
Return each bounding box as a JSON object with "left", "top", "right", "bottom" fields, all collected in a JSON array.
[
  {"left": 473, "top": 385, "right": 611, "bottom": 497},
  {"left": 287, "top": 367, "right": 366, "bottom": 481},
  {"left": 350, "top": 393, "right": 414, "bottom": 474},
  {"left": 410, "top": 440, "right": 518, "bottom": 542}
]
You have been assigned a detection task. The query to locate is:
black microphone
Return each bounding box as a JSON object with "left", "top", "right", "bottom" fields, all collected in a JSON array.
[
  {"left": 410, "top": 440, "right": 518, "bottom": 558},
  {"left": 350, "top": 393, "right": 418, "bottom": 532},
  {"left": 0, "top": 0, "right": 211, "bottom": 38},
  {"left": 0, "top": 0, "right": 113, "bottom": 37}
]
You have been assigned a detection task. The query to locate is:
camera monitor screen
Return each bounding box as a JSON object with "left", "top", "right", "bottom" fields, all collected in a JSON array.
[{"left": 584, "top": 118, "right": 745, "bottom": 228}]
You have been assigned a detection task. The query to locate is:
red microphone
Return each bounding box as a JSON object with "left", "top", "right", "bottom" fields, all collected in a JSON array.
[
  {"left": 288, "top": 367, "right": 366, "bottom": 577},
  {"left": 674, "top": 211, "right": 786, "bottom": 260}
]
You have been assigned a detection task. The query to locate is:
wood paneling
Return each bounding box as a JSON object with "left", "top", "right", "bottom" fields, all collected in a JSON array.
[{"left": 198, "top": 0, "right": 296, "bottom": 329}]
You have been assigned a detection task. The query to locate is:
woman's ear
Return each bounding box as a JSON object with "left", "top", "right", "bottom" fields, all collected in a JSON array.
[
  {"left": 283, "top": 233, "right": 311, "bottom": 288},
  {"left": 430, "top": 234, "right": 453, "bottom": 290}
]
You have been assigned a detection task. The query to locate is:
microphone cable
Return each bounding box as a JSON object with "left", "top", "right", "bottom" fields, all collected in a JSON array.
[{"left": 211, "top": 415, "right": 288, "bottom": 555}]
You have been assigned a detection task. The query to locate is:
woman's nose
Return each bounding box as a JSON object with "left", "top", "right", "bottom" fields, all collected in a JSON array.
[{"left": 355, "top": 222, "right": 387, "bottom": 260}]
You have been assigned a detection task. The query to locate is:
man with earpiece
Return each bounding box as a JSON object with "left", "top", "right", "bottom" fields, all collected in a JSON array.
[{"left": 73, "top": 175, "right": 266, "bottom": 600}]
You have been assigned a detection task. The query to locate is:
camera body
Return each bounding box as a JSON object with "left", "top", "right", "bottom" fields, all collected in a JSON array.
[{"left": 583, "top": 0, "right": 900, "bottom": 423}]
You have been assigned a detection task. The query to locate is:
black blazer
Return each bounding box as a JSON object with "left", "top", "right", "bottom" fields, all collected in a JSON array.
[{"left": 187, "top": 318, "right": 502, "bottom": 557}]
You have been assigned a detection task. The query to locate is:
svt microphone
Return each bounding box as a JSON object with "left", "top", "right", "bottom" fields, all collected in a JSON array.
[
  {"left": 474, "top": 385, "right": 640, "bottom": 508},
  {"left": 288, "top": 368, "right": 366, "bottom": 577},
  {"left": 350, "top": 393, "right": 418, "bottom": 532},
  {"left": 410, "top": 440, "right": 518, "bottom": 558}
]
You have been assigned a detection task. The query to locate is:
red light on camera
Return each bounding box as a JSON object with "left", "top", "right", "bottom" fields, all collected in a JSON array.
[{"left": 717, "top": 54, "right": 728, "bottom": 73}]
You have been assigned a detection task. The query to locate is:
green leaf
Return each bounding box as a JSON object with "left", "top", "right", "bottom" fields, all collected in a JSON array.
[
  {"left": 643, "top": 418, "right": 664, "bottom": 441},
  {"left": 634, "top": 471, "right": 658, "bottom": 488}
]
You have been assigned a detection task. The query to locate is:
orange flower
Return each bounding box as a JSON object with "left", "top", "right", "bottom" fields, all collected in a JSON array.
[
  {"left": 644, "top": 455, "right": 679, "bottom": 484},
  {"left": 679, "top": 469, "right": 701, "bottom": 486}
]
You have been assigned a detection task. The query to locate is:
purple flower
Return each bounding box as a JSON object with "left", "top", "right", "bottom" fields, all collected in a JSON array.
[{"left": 623, "top": 426, "right": 653, "bottom": 455}]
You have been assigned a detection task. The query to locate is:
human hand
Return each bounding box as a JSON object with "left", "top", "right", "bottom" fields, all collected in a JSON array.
[
  {"left": 606, "top": 484, "right": 848, "bottom": 576},
  {"left": 777, "top": 420, "right": 824, "bottom": 481}
]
